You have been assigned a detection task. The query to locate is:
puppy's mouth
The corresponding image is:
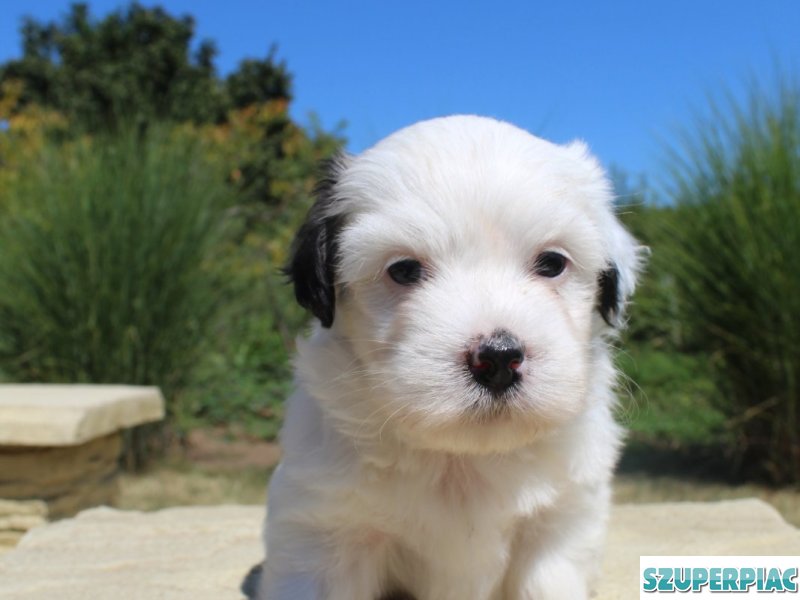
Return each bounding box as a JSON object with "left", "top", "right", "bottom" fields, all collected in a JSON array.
[{"left": 467, "top": 395, "right": 515, "bottom": 421}]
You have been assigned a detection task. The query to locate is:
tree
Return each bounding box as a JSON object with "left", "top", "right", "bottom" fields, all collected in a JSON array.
[
  {"left": 0, "top": 2, "right": 324, "bottom": 208},
  {"left": 226, "top": 48, "right": 291, "bottom": 110},
  {"left": 0, "top": 3, "right": 292, "bottom": 131}
]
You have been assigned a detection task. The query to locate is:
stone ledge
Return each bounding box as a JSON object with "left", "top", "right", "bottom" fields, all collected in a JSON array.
[
  {"left": 0, "top": 385, "right": 165, "bottom": 446},
  {"left": 0, "top": 433, "right": 122, "bottom": 524},
  {"left": 0, "top": 499, "right": 798, "bottom": 599},
  {"left": 0, "top": 500, "right": 47, "bottom": 553}
]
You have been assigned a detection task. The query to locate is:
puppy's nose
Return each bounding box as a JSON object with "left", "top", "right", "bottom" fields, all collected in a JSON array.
[{"left": 468, "top": 330, "right": 524, "bottom": 394}]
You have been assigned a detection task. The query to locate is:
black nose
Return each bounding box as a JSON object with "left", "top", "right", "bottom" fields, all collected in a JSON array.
[{"left": 468, "top": 330, "right": 525, "bottom": 394}]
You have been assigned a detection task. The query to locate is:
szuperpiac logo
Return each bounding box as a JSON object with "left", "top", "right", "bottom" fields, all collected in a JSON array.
[{"left": 640, "top": 556, "right": 799, "bottom": 598}]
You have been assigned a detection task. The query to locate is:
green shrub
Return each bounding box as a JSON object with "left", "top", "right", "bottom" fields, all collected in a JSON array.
[
  {"left": 174, "top": 222, "right": 309, "bottom": 439},
  {"left": 665, "top": 77, "right": 800, "bottom": 483},
  {"left": 617, "top": 343, "right": 724, "bottom": 446},
  {"left": 0, "top": 127, "right": 229, "bottom": 402},
  {"left": 618, "top": 203, "right": 686, "bottom": 349},
  {"left": 172, "top": 117, "right": 343, "bottom": 439}
]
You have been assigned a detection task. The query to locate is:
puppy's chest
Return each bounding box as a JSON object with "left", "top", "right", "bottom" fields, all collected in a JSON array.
[
  {"left": 432, "top": 455, "right": 489, "bottom": 503},
  {"left": 387, "top": 451, "right": 558, "bottom": 512},
  {"left": 365, "top": 456, "right": 549, "bottom": 552},
  {"left": 348, "top": 460, "right": 536, "bottom": 596}
]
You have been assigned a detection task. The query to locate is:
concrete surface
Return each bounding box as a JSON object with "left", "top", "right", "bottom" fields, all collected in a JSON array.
[
  {"left": 0, "top": 498, "right": 798, "bottom": 599},
  {"left": 0, "top": 384, "right": 164, "bottom": 445}
]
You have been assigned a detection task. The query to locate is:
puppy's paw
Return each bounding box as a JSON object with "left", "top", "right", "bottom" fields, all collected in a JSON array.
[{"left": 517, "top": 558, "right": 588, "bottom": 600}]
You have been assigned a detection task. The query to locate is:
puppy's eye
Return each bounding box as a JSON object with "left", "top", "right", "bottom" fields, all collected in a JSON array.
[
  {"left": 533, "top": 251, "right": 568, "bottom": 278},
  {"left": 387, "top": 259, "right": 424, "bottom": 285}
]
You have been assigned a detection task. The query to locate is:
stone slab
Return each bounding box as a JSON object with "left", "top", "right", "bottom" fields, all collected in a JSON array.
[
  {"left": 0, "top": 531, "right": 24, "bottom": 551},
  {"left": 0, "top": 500, "right": 47, "bottom": 519},
  {"left": 0, "top": 432, "right": 120, "bottom": 498},
  {"left": 0, "top": 500, "right": 47, "bottom": 552},
  {"left": 0, "top": 500, "right": 47, "bottom": 554},
  {"left": 0, "top": 505, "right": 263, "bottom": 599},
  {"left": 0, "top": 432, "right": 120, "bottom": 519},
  {"left": 0, "top": 385, "right": 164, "bottom": 446},
  {"left": 598, "top": 498, "right": 800, "bottom": 598},
  {"left": 0, "top": 499, "right": 798, "bottom": 599}
]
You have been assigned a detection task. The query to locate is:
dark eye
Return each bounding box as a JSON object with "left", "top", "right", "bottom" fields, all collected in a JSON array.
[
  {"left": 387, "top": 259, "right": 424, "bottom": 285},
  {"left": 533, "top": 251, "right": 568, "bottom": 278}
]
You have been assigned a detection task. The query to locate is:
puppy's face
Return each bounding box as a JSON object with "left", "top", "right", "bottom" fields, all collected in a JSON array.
[{"left": 289, "top": 116, "right": 639, "bottom": 454}]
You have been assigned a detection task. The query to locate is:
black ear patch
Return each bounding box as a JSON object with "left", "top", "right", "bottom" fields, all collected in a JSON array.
[
  {"left": 284, "top": 159, "right": 346, "bottom": 328},
  {"left": 597, "top": 265, "right": 621, "bottom": 327}
]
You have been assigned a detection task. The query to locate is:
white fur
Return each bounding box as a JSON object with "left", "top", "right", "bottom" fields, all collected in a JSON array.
[{"left": 259, "top": 115, "right": 641, "bottom": 599}]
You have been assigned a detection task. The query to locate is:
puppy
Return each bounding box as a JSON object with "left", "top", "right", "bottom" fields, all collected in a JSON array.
[{"left": 257, "top": 115, "right": 641, "bottom": 600}]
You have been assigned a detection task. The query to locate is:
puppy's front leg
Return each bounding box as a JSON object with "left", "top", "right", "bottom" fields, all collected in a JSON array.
[
  {"left": 259, "top": 570, "right": 323, "bottom": 600},
  {"left": 511, "top": 555, "right": 589, "bottom": 600},
  {"left": 260, "top": 531, "right": 388, "bottom": 600},
  {"left": 503, "top": 487, "right": 610, "bottom": 600},
  {"left": 261, "top": 566, "right": 383, "bottom": 600}
]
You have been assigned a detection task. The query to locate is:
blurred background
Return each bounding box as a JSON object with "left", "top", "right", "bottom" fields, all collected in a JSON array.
[{"left": 0, "top": 2, "right": 798, "bottom": 522}]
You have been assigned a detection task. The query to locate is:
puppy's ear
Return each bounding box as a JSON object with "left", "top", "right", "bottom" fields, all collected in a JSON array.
[
  {"left": 285, "top": 156, "right": 348, "bottom": 328},
  {"left": 596, "top": 220, "right": 645, "bottom": 328},
  {"left": 597, "top": 266, "right": 621, "bottom": 327},
  {"left": 562, "top": 140, "right": 646, "bottom": 328}
]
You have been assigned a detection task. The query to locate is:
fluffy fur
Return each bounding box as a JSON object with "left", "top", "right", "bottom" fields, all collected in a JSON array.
[{"left": 257, "top": 115, "right": 642, "bottom": 600}]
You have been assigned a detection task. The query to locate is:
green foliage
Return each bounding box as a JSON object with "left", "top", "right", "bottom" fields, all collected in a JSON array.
[
  {"left": 0, "top": 0, "right": 309, "bottom": 230},
  {"left": 0, "top": 127, "right": 229, "bottom": 399},
  {"left": 618, "top": 203, "right": 687, "bottom": 349},
  {"left": 174, "top": 220, "right": 306, "bottom": 439},
  {"left": 663, "top": 77, "right": 800, "bottom": 483},
  {"left": 611, "top": 171, "right": 678, "bottom": 348},
  {"left": 175, "top": 276, "right": 297, "bottom": 440},
  {"left": 0, "top": 3, "right": 346, "bottom": 443},
  {"left": 0, "top": 2, "right": 291, "bottom": 131},
  {"left": 617, "top": 343, "right": 724, "bottom": 446},
  {"left": 226, "top": 49, "right": 292, "bottom": 111},
  {"left": 175, "top": 121, "right": 342, "bottom": 439}
]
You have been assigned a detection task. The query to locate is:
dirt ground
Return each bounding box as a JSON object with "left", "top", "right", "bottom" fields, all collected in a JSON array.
[
  {"left": 180, "top": 428, "right": 283, "bottom": 470},
  {"left": 116, "top": 428, "right": 280, "bottom": 511}
]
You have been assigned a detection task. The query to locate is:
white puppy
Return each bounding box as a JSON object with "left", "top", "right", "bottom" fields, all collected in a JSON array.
[{"left": 257, "top": 115, "right": 641, "bottom": 600}]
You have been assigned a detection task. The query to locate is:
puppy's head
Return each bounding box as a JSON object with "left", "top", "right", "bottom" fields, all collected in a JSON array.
[{"left": 287, "top": 116, "right": 641, "bottom": 453}]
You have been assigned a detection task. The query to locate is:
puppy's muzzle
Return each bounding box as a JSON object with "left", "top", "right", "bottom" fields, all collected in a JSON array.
[{"left": 468, "top": 329, "right": 524, "bottom": 394}]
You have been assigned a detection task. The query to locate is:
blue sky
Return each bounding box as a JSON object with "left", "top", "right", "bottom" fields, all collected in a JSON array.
[{"left": 2, "top": 1, "right": 799, "bottom": 182}]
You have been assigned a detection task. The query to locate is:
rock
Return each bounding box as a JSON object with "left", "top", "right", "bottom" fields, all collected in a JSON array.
[
  {"left": 44, "top": 477, "right": 119, "bottom": 520},
  {"left": 0, "top": 433, "right": 120, "bottom": 519},
  {"left": 0, "top": 385, "right": 166, "bottom": 529},
  {"left": 596, "top": 498, "right": 800, "bottom": 598},
  {"left": 0, "top": 433, "right": 120, "bottom": 499},
  {"left": 0, "top": 499, "right": 798, "bottom": 599},
  {"left": 0, "top": 531, "right": 24, "bottom": 552},
  {"left": 0, "top": 499, "right": 47, "bottom": 518},
  {"left": 0, "top": 505, "right": 263, "bottom": 599},
  {"left": 0, "top": 515, "right": 46, "bottom": 531},
  {"left": 0, "top": 500, "right": 48, "bottom": 555},
  {"left": 0, "top": 385, "right": 164, "bottom": 446}
]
